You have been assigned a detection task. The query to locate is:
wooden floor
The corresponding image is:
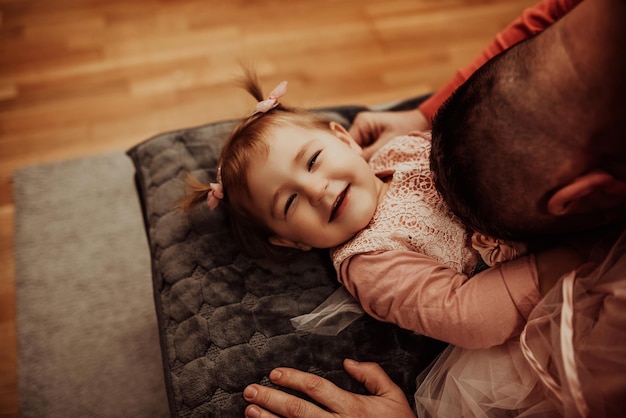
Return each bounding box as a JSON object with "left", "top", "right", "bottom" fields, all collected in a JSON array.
[{"left": 0, "top": 0, "right": 537, "bottom": 415}]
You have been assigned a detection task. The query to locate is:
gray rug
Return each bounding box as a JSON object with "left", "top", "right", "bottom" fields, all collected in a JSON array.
[{"left": 14, "top": 152, "right": 170, "bottom": 418}]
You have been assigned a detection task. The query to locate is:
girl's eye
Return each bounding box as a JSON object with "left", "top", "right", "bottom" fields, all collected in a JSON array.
[
  {"left": 284, "top": 194, "right": 296, "bottom": 216},
  {"left": 308, "top": 151, "right": 321, "bottom": 171}
]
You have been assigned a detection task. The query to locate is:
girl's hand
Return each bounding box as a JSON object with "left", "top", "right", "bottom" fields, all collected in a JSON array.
[
  {"left": 243, "top": 359, "right": 416, "bottom": 418},
  {"left": 349, "top": 109, "right": 430, "bottom": 160}
]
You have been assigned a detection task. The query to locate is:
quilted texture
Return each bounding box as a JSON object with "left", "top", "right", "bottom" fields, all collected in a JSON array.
[{"left": 127, "top": 96, "right": 447, "bottom": 417}]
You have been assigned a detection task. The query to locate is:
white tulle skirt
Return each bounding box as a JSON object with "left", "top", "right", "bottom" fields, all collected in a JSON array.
[
  {"left": 414, "top": 341, "right": 559, "bottom": 417},
  {"left": 415, "top": 230, "right": 626, "bottom": 418}
]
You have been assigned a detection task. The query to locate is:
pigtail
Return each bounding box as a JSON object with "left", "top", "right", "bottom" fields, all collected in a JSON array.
[
  {"left": 239, "top": 67, "right": 265, "bottom": 103},
  {"left": 177, "top": 173, "right": 212, "bottom": 211},
  {"left": 238, "top": 67, "right": 291, "bottom": 115}
]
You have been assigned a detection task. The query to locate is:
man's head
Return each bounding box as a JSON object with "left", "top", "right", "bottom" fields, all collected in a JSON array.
[{"left": 430, "top": 0, "right": 626, "bottom": 241}]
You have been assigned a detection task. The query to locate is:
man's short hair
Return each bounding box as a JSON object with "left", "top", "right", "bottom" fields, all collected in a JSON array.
[{"left": 430, "top": 36, "right": 582, "bottom": 241}]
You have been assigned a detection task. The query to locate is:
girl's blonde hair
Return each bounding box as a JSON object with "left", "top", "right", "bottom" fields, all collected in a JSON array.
[{"left": 179, "top": 70, "right": 334, "bottom": 258}]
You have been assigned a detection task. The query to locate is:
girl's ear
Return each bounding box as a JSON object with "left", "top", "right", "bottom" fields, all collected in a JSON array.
[
  {"left": 546, "top": 170, "right": 626, "bottom": 216},
  {"left": 329, "top": 121, "right": 362, "bottom": 154},
  {"left": 268, "top": 236, "right": 312, "bottom": 251}
]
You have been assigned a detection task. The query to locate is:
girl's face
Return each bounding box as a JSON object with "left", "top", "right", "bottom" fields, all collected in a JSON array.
[{"left": 245, "top": 121, "right": 387, "bottom": 250}]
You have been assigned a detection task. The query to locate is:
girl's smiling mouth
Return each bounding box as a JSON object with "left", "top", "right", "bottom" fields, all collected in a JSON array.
[{"left": 329, "top": 185, "right": 349, "bottom": 222}]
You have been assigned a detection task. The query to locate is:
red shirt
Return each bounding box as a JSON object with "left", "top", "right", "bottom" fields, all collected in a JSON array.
[{"left": 418, "top": 0, "right": 582, "bottom": 120}]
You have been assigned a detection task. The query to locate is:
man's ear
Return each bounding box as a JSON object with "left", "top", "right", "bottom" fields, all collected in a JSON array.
[
  {"left": 330, "top": 121, "right": 362, "bottom": 154},
  {"left": 547, "top": 170, "right": 626, "bottom": 216},
  {"left": 268, "top": 236, "right": 312, "bottom": 251}
]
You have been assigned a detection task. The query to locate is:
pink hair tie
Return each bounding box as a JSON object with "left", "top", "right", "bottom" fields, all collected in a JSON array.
[
  {"left": 252, "top": 81, "right": 288, "bottom": 115},
  {"left": 206, "top": 182, "right": 224, "bottom": 211},
  {"left": 206, "top": 166, "right": 224, "bottom": 211}
]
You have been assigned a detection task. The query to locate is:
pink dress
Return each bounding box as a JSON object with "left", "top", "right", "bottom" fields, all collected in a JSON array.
[
  {"left": 293, "top": 133, "right": 541, "bottom": 349},
  {"left": 332, "top": 132, "right": 477, "bottom": 276},
  {"left": 292, "top": 132, "right": 478, "bottom": 336},
  {"left": 414, "top": 230, "right": 626, "bottom": 417}
]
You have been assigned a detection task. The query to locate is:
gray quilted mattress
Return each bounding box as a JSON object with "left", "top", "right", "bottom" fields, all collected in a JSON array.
[{"left": 126, "top": 95, "right": 447, "bottom": 417}]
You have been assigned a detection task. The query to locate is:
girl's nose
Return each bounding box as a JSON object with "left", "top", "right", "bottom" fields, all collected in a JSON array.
[{"left": 303, "top": 177, "right": 328, "bottom": 206}]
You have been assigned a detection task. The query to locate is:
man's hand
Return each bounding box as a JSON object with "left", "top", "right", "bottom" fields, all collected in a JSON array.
[
  {"left": 349, "top": 109, "right": 430, "bottom": 160},
  {"left": 243, "top": 359, "right": 416, "bottom": 418}
]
